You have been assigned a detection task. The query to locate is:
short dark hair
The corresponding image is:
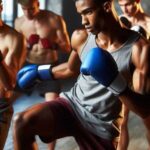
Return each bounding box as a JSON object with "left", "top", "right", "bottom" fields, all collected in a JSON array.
[
  {"left": 73, "top": 0, "right": 112, "bottom": 5},
  {"left": 17, "top": 0, "right": 38, "bottom": 5}
]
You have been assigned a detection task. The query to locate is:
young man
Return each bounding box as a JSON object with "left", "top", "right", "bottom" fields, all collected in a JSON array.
[
  {"left": 117, "top": 0, "right": 150, "bottom": 149},
  {"left": 0, "top": 0, "right": 26, "bottom": 149},
  {"left": 15, "top": 0, "right": 71, "bottom": 100},
  {"left": 118, "top": 0, "right": 150, "bottom": 40},
  {"left": 13, "top": 0, "right": 150, "bottom": 149},
  {"left": 15, "top": 0, "right": 71, "bottom": 149}
]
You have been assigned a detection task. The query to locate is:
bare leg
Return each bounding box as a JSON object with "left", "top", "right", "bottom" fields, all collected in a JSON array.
[
  {"left": 13, "top": 100, "right": 65, "bottom": 150},
  {"left": 117, "top": 105, "right": 129, "bottom": 150},
  {"left": 13, "top": 107, "right": 42, "bottom": 150},
  {"left": 45, "top": 93, "right": 59, "bottom": 150}
]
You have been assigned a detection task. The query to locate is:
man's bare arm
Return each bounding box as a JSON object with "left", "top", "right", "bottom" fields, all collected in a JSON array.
[
  {"left": 52, "top": 28, "right": 88, "bottom": 79},
  {"left": 55, "top": 16, "right": 71, "bottom": 53},
  {"left": 52, "top": 50, "right": 81, "bottom": 79},
  {"left": 119, "top": 39, "right": 150, "bottom": 118},
  {"left": 132, "top": 38, "right": 150, "bottom": 94},
  {"left": 0, "top": 32, "right": 26, "bottom": 90}
]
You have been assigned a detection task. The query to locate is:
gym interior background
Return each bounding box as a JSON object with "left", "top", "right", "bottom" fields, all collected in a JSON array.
[
  {"left": 1, "top": 0, "right": 150, "bottom": 150},
  {"left": 2, "top": 0, "right": 150, "bottom": 38}
]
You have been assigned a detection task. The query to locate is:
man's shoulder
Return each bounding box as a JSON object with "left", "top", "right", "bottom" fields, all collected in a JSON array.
[
  {"left": 41, "top": 9, "right": 60, "bottom": 18},
  {"left": 1, "top": 24, "right": 24, "bottom": 53},
  {"left": 144, "top": 14, "right": 150, "bottom": 31},
  {"left": 14, "top": 16, "right": 25, "bottom": 31},
  {"left": 71, "top": 28, "right": 89, "bottom": 51},
  {"left": 4, "top": 24, "right": 23, "bottom": 42},
  {"left": 144, "top": 13, "right": 150, "bottom": 21},
  {"left": 15, "top": 16, "right": 25, "bottom": 24},
  {"left": 132, "top": 36, "right": 150, "bottom": 55},
  {"left": 130, "top": 35, "right": 150, "bottom": 71},
  {"left": 40, "top": 10, "right": 64, "bottom": 23},
  {"left": 72, "top": 28, "right": 88, "bottom": 38}
]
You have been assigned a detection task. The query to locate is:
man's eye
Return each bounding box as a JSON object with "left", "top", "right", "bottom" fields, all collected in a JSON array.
[{"left": 87, "top": 10, "right": 93, "bottom": 15}]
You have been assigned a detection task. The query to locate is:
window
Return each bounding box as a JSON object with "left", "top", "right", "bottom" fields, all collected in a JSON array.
[
  {"left": 1, "top": 0, "right": 14, "bottom": 27},
  {"left": 1, "top": 0, "right": 46, "bottom": 27}
]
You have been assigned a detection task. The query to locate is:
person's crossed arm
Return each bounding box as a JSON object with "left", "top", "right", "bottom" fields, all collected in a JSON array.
[{"left": 0, "top": 32, "right": 26, "bottom": 90}]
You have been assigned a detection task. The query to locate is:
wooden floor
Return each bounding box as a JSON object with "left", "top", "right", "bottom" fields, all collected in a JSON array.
[{"left": 4, "top": 91, "right": 149, "bottom": 150}]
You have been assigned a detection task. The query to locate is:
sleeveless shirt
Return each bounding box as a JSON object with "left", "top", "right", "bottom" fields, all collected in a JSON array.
[{"left": 61, "top": 31, "right": 140, "bottom": 140}]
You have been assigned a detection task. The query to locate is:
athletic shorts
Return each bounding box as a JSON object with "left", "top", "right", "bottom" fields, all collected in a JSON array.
[
  {"left": 0, "top": 98, "right": 13, "bottom": 125},
  {"left": 15, "top": 61, "right": 61, "bottom": 95},
  {"left": 0, "top": 98, "right": 12, "bottom": 115},
  {"left": 39, "top": 98, "right": 117, "bottom": 150},
  {"left": 0, "top": 98, "right": 13, "bottom": 149}
]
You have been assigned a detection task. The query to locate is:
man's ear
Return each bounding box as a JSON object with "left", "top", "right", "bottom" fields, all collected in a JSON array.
[{"left": 103, "top": 1, "right": 111, "bottom": 13}]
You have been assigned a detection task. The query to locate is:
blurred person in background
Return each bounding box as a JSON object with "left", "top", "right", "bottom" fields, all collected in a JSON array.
[
  {"left": 15, "top": 0, "right": 71, "bottom": 149},
  {"left": 117, "top": 0, "right": 150, "bottom": 149},
  {"left": 0, "top": 0, "right": 26, "bottom": 149},
  {"left": 118, "top": 0, "right": 150, "bottom": 39}
]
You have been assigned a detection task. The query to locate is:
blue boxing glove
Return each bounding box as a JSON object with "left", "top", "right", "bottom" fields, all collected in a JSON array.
[
  {"left": 80, "top": 47, "right": 127, "bottom": 95},
  {"left": 17, "top": 64, "right": 53, "bottom": 89}
]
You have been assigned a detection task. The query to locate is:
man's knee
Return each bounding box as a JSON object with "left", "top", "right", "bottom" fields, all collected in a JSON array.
[
  {"left": 13, "top": 112, "right": 30, "bottom": 135},
  {"left": 13, "top": 112, "right": 23, "bottom": 129}
]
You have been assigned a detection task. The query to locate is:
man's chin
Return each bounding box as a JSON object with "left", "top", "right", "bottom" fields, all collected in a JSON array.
[
  {"left": 90, "top": 30, "right": 99, "bottom": 35},
  {"left": 126, "top": 13, "right": 133, "bottom": 18},
  {"left": 86, "top": 29, "right": 96, "bottom": 34},
  {"left": 26, "top": 16, "right": 34, "bottom": 20}
]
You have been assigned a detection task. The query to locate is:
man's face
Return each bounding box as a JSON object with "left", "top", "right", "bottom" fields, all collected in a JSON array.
[
  {"left": 21, "top": 1, "right": 39, "bottom": 20},
  {"left": 76, "top": 0, "right": 106, "bottom": 34},
  {"left": 118, "top": 0, "right": 138, "bottom": 17}
]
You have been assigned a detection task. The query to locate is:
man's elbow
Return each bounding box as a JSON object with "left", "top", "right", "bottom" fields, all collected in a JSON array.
[
  {"left": 65, "top": 46, "right": 71, "bottom": 53},
  {"left": 4, "top": 75, "right": 16, "bottom": 91},
  {"left": 60, "top": 42, "right": 71, "bottom": 53},
  {"left": 4, "top": 82, "right": 15, "bottom": 91}
]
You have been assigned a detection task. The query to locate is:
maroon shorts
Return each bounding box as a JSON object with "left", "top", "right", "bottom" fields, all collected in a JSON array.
[{"left": 39, "top": 97, "right": 116, "bottom": 150}]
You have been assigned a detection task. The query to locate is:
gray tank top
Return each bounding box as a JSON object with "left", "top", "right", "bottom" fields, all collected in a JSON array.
[{"left": 61, "top": 32, "right": 140, "bottom": 140}]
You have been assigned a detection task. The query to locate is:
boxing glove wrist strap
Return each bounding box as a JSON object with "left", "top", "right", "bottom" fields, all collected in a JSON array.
[
  {"left": 38, "top": 65, "right": 54, "bottom": 80},
  {"left": 107, "top": 73, "right": 127, "bottom": 95}
]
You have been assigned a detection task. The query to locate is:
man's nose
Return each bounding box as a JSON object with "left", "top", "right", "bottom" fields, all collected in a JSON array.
[{"left": 82, "top": 15, "right": 88, "bottom": 26}]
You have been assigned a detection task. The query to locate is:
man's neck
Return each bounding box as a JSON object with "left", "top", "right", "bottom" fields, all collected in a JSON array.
[
  {"left": 96, "top": 23, "right": 128, "bottom": 52},
  {"left": 25, "top": 9, "right": 40, "bottom": 22}
]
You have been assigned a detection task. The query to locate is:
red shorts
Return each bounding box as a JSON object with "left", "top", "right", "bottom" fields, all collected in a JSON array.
[{"left": 39, "top": 97, "right": 116, "bottom": 150}]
